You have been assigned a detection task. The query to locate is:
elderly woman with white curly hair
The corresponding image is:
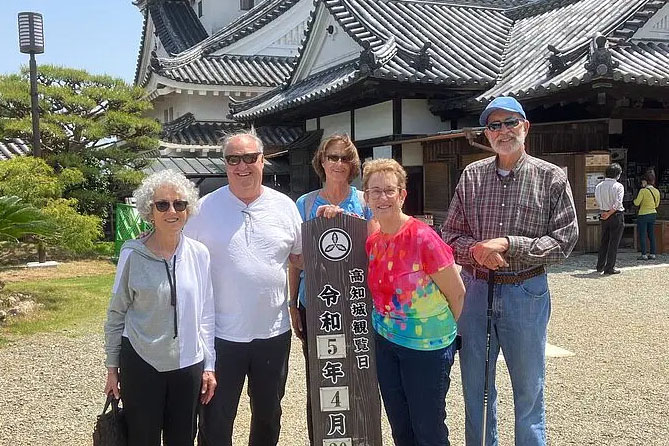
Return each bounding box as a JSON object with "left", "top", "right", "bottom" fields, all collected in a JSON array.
[{"left": 104, "top": 169, "right": 216, "bottom": 446}]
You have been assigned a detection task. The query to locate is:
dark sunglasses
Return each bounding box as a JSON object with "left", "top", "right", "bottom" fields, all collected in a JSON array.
[
  {"left": 225, "top": 152, "right": 262, "bottom": 165},
  {"left": 487, "top": 118, "right": 524, "bottom": 131},
  {"left": 153, "top": 200, "right": 188, "bottom": 212},
  {"left": 326, "top": 154, "right": 353, "bottom": 163}
]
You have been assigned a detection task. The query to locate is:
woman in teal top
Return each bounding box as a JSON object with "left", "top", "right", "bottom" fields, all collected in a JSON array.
[
  {"left": 288, "top": 133, "right": 376, "bottom": 443},
  {"left": 634, "top": 171, "right": 661, "bottom": 260}
]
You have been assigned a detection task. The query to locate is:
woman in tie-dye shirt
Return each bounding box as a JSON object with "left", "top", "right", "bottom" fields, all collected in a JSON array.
[{"left": 363, "top": 159, "right": 465, "bottom": 446}]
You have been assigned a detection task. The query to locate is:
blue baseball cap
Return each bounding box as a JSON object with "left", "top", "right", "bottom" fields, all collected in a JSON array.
[{"left": 479, "top": 96, "right": 527, "bottom": 126}]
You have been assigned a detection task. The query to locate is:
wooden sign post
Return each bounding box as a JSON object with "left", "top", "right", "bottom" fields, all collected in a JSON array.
[{"left": 303, "top": 214, "right": 383, "bottom": 446}]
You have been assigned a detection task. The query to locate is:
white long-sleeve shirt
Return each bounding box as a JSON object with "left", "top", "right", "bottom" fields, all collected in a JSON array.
[{"left": 595, "top": 178, "right": 624, "bottom": 212}]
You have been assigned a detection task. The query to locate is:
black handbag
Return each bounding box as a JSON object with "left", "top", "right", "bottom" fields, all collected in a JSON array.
[{"left": 93, "top": 395, "right": 127, "bottom": 446}]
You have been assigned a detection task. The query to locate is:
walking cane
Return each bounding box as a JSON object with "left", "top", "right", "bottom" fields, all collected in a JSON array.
[{"left": 481, "top": 269, "right": 495, "bottom": 446}]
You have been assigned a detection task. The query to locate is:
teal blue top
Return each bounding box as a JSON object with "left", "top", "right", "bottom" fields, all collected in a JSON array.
[{"left": 295, "top": 186, "right": 372, "bottom": 307}]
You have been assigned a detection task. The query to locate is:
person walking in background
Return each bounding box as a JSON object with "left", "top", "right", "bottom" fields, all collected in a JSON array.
[
  {"left": 595, "top": 163, "right": 625, "bottom": 274},
  {"left": 634, "top": 170, "right": 660, "bottom": 260},
  {"left": 104, "top": 170, "right": 216, "bottom": 446},
  {"left": 364, "top": 158, "right": 465, "bottom": 446}
]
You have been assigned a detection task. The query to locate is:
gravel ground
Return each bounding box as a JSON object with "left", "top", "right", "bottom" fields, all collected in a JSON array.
[{"left": 0, "top": 252, "right": 667, "bottom": 445}]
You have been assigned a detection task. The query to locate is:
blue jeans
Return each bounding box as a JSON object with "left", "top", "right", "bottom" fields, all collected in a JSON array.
[
  {"left": 637, "top": 213, "right": 657, "bottom": 255},
  {"left": 458, "top": 271, "right": 551, "bottom": 446},
  {"left": 375, "top": 332, "right": 456, "bottom": 446}
]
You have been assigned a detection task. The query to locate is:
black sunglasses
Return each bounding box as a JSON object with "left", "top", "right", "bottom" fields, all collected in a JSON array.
[
  {"left": 487, "top": 118, "right": 524, "bottom": 131},
  {"left": 225, "top": 152, "right": 262, "bottom": 165},
  {"left": 326, "top": 154, "right": 353, "bottom": 163},
  {"left": 153, "top": 200, "right": 188, "bottom": 212}
]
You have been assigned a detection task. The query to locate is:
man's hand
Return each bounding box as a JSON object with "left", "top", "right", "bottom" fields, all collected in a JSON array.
[
  {"left": 289, "top": 305, "right": 305, "bottom": 342},
  {"left": 481, "top": 252, "right": 509, "bottom": 270},
  {"left": 600, "top": 210, "right": 613, "bottom": 220},
  {"left": 289, "top": 253, "right": 304, "bottom": 269},
  {"left": 200, "top": 371, "right": 217, "bottom": 404},
  {"left": 470, "top": 238, "right": 510, "bottom": 270}
]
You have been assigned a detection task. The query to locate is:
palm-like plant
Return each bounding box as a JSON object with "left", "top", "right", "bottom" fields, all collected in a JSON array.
[{"left": 0, "top": 196, "right": 56, "bottom": 242}]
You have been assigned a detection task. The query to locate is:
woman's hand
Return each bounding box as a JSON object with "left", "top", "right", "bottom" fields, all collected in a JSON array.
[
  {"left": 104, "top": 367, "right": 120, "bottom": 399},
  {"left": 200, "top": 371, "right": 217, "bottom": 404},
  {"left": 316, "top": 205, "right": 345, "bottom": 219}
]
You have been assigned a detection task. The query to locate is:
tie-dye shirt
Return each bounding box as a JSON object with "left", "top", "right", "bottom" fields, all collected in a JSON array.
[{"left": 366, "top": 217, "right": 456, "bottom": 351}]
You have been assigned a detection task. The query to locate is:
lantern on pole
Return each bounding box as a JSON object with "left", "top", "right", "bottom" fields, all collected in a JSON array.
[{"left": 18, "top": 12, "right": 45, "bottom": 158}]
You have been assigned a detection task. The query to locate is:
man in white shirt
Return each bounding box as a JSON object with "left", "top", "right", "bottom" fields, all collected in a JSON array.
[
  {"left": 594, "top": 162, "right": 624, "bottom": 274},
  {"left": 184, "top": 130, "right": 303, "bottom": 446}
]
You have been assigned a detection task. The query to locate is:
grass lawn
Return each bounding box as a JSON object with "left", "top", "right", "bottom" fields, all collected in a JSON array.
[{"left": 0, "top": 263, "right": 115, "bottom": 345}]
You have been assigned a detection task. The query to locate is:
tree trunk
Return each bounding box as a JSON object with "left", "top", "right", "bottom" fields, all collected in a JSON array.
[{"left": 38, "top": 241, "right": 46, "bottom": 263}]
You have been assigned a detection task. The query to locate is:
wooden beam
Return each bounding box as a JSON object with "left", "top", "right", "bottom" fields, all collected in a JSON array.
[{"left": 612, "top": 108, "right": 669, "bottom": 121}]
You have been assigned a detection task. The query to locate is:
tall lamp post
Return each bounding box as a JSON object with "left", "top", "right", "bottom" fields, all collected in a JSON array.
[{"left": 18, "top": 12, "right": 44, "bottom": 158}]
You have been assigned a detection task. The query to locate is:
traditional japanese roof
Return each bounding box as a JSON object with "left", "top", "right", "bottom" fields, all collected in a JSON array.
[
  {"left": 148, "top": 0, "right": 208, "bottom": 55},
  {"left": 232, "top": 0, "right": 514, "bottom": 119},
  {"left": 0, "top": 139, "right": 30, "bottom": 161},
  {"left": 151, "top": 54, "right": 296, "bottom": 87},
  {"left": 186, "top": 0, "right": 303, "bottom": 56},
  {"left": 474, "top": 0, "right": 668, "bottom": 102},
  {"left": 161, "top": 113, "right": 303, "bottom": 149},
  {"left": 145, "top": 155, "right": 289, "bottom": 177}
]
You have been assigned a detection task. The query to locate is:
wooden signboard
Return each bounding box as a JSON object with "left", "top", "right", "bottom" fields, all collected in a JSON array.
[{"left": 303, "top": 214, "right": 383, "bottom": 446}]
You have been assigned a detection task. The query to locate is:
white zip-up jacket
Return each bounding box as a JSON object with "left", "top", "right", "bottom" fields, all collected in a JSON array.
[{"left": 104, "top": 235, "right": 215, "bottom": 372}]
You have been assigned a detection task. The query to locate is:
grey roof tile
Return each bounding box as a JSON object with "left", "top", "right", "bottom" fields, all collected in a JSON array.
[
  {"left": 0, "top": 139, "right": 30, "bottom": 161},
  {"left": 161, "top": 113, "right": 303, "bottom": 147},
  {"left": 145, "top": 155, "right": 289, "bottom": 176},
  {"left": 153, "top": 54, "right": 296, "bottom": 87},
  {"left": 149, "top": 0, "right": 209, "bottom": 55}
]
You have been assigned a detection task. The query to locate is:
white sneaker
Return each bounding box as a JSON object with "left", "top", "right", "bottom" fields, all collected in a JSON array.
[
  {"left": 649, "top": 254, "right": 656, "bottom": 260},
  {"left": 638, "top": 255, "right": 648, "bottom": 260}
]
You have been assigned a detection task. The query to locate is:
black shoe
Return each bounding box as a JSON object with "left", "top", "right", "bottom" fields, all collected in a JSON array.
[{"left": 603, "top": 269, "right": 621, "bottom": 275}]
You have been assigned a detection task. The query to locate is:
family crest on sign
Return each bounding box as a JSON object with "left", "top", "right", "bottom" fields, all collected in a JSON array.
[{"left": 103, "top": 98, "right": 578, "bottom": 446}]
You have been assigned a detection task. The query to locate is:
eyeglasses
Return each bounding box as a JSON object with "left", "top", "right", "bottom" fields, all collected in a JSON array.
[
  {"left": 225, "top": 152, "right": 262, "bottom": 165},
  {"left": 365, "top": 187, "right": 402, "bottom": 199},
  {"left": 326, "top": 154, "right": 353, "bottom": 163},
  {"left": 486, "top": 118, "right": 525, "bottom": 132},
  {"left": 153, "top": 200, "right": 188, "bottom": 212}
]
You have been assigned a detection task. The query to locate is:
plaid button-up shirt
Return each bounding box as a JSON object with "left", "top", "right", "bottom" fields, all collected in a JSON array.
[{"left": 442, "top": 151, "right": 579, "bottom": 272}]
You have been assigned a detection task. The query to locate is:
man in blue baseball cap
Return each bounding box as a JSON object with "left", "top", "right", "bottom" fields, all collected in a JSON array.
[{"left": 443, "top": 97, "right": 578, "bottom": 446}]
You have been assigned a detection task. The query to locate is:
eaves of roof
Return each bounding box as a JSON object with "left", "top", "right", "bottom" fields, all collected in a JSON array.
[
  {"left": 151, "top": 54, "right": 297, "bottom": 87},
  {"left": 146, "top": 155, "right": 289, "bottom": 177},
  {"left": 161, "top": 113, "right": 304, "bottom": 147},
  {"left": 231, "top": 61, "right": 363, "bottom": 120},
  {"left": 134, "top": 9, "right": 150, "bottom": 86}
]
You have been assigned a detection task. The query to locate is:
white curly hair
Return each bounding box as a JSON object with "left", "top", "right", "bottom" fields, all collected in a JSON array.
[{"left": 133, "top": 170, "right": 200, "bottom": 222}]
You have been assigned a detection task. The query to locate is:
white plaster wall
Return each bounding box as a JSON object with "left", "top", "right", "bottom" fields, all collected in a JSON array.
[
  {"left": 307, "top": 18, "right": 361, "bottom": 76},
  {"left": 200, "top": 0, "right": 246, "bottom": 35},
  {"left": 306, "top": 118, "right": 318, "bottom": 131},
  {"left": 401, "top": 99, "right": 447, "bottom": 134},
  {"left": 355, "top": 101, "right": 393, "bottom": 140},
  {"left": 402, "top": 142, "right": 423, "bottom": 166},
  {"left": 319, "top": 111, "right": 351, "bottom": 137},
  {"left": 156, "top": 93, "right": 229, "bottom": 121},
  {"left": 212, "top": 0, "right": 312, "bottom": 57},
  {"left": 633, "top": 2, "right": 669, "bottom": 42}
]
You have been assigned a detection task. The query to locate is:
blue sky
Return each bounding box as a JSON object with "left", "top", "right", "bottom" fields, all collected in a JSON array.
[{"left": 0, "top": 1, "right": 143, "bottom": 83}]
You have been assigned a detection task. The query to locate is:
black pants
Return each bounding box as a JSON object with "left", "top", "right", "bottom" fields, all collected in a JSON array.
[
  {"left": 298, "top": 304, "right": 314, "bottom": 444},
  {"left": 119, "top": 337, "right": 203, "bottom": 446},
  {"left": 199, "top": 331, "right": 291, "bottom": 446},
  {"left": 597, "top": 211, "right": 624, "bottom": 272}
]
